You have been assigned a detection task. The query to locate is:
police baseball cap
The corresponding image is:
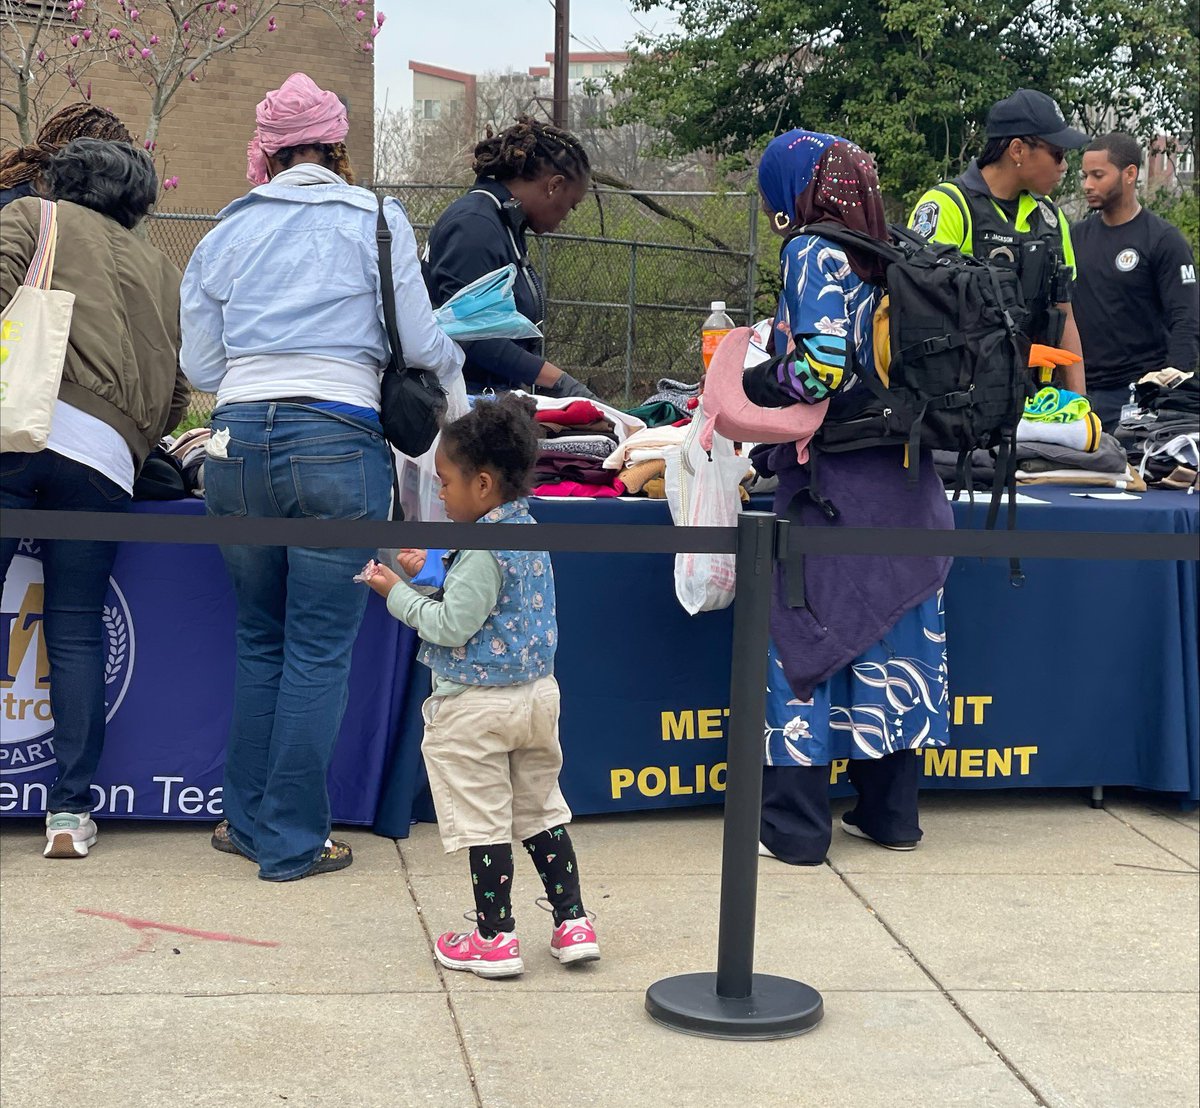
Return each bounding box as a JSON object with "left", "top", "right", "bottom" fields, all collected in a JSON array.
[{"left": 986, "top": 89, "right": 1089, "bottom": 148}]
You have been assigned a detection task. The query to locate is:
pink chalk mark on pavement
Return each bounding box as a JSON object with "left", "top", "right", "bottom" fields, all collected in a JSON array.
[{"left": 77, "top": 908, "right": 281, "bottom": 948}]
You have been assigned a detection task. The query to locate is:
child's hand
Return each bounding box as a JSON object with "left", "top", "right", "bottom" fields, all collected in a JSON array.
[
  {"left": 395, "top": 548, "right": 428, "bottom": 578},
  {"left": 365, "top": 562, "right": 402, "bottom": 599}
]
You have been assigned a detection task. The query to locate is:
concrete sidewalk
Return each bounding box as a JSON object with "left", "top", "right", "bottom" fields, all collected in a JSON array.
[{"left": 1, "top": 791, "right": 1197, "bottom": 1108}]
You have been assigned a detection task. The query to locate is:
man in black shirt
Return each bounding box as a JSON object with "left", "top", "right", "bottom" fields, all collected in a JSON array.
[{"left": 1073, "top": 132, "right": 1199, "bottom": 430}]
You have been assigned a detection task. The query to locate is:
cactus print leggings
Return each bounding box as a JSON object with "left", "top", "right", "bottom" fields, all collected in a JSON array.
[{"left": 468, "top": 825, "right": 586, "bottom": 937}]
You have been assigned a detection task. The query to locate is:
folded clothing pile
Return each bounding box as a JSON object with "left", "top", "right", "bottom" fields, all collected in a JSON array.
[
  {"left": 642, "top": 377, "right": 701, "bottom": 416},
  {"left": 1134, "top": 371, "right": 1199, "bottom": 421},
  {"left": 932, "top": 432, "right": 1140, "bottom": 491},
  {"left": 1010, "top": 388, "right": 1142, "bottom": 488},
  {"left": 602, "top": 424, "right": 692, "bottom": 499},
  {"left": 532, "top": 399, "right": 622, "bottom": 498},
  {"left": 168, "top": 427, "right": 211, "bottom": 496},
  {"left": 1115, "top": 372, "right": 1199, "bottom": 490}
]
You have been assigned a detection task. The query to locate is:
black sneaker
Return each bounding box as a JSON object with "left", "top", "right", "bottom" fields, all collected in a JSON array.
[{"left": 840, "top": 815, "right": 918, "bottom": 851}]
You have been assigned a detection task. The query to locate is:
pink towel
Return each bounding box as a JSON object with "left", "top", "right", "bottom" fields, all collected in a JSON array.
[
  {"left": 699, "top": 327, "right": 827, "bottom": 464},
  {"left": 246, "top": 73, "right": 349, "bottom": 185}
]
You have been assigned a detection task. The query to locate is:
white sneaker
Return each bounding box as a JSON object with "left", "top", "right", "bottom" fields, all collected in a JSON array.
[{"left": 44, "top": 812, "right": 98, "bottom": 859}]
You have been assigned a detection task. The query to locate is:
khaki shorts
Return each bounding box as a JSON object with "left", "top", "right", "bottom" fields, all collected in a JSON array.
[{"left": 421, "top": 675, "right": 572, "bottom": 852}]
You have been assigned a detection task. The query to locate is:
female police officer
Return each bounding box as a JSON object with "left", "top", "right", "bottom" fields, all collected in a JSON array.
[{"left": 909, "top": 89, "right": 1089, "bottom": 394}]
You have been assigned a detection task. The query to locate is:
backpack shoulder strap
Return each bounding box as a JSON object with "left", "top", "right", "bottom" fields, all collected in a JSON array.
[{"left": 794, "top": 221, "right": 902, "bottom": 267}]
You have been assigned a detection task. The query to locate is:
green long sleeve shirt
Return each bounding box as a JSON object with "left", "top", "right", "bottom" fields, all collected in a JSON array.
[{"left": 385, "top": 549, "right": 503, "bottom": 697}]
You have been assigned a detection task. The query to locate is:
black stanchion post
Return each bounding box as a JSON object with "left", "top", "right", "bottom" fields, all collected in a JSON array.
[{"left": 645, "top": 511, "right": 824, "bottom": 1040}]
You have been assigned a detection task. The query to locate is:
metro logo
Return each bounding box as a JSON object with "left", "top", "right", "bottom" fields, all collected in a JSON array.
[
  {"left": 0, "top": 551, "right": 135, "bottom": 774},
  {"left": 1, "top": 581, "right": 51, "bottom": 689}
]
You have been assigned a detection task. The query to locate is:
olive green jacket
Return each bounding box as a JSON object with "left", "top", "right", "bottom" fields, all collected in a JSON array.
[{"left": 1, "top": 197, "right": 187, "bottom": 469}]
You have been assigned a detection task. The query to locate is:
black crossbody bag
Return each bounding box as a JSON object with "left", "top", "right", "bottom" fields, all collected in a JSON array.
[{"left": 376, "top": 196, "right": 447, "bottom": 458}]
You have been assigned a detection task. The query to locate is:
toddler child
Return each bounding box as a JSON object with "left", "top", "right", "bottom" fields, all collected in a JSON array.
[{"left": 361, "top": 394, "right": 598, "bottom": 978}]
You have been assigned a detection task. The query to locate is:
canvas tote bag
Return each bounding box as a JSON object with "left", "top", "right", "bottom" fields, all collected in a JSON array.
[{"left": 0, "top": 199, "right": 75, "bottom": 453}]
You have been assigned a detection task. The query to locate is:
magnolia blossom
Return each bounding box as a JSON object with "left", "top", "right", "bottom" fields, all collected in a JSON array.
[
  {"left": 354, "top": 9, "right": 365, "bottom": 19},
  {"left": 108, "top": 27, "right": 121, "bottom": 39},
  {"left": 375, "top": 10, "right": 385, "bottom": 23}
]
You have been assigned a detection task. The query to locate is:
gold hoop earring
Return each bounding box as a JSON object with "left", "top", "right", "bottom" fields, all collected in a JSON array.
[{"left": 773, "top": 211, "right": 791, "bottom": 231}]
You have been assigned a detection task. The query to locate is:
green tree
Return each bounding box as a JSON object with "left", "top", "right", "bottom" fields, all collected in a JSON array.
[{"left": 612, "top": 0, "right": 1198, "bottom": 206}]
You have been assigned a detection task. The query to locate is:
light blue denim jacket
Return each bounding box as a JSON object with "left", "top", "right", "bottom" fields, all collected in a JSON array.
[
  {"left": 419, "top": 499, "right": 557, "bottom": 688},
  {"left": 179, "top": 165, "right": 460, "bottom": 396}
]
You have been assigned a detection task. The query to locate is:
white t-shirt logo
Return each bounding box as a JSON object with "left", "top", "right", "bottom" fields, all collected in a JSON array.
[{"left": 1115, "top": 248, "right": 1139, "bottom": 272}]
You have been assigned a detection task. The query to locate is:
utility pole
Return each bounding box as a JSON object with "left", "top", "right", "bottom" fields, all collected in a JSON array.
[{"left": 553, "top": 0, "right": 570, "bottom": 129}]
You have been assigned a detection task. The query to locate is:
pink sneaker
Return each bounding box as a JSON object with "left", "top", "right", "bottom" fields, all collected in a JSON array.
[
  {"left": 434, "top": 928, "right": 524, "bottom": 978},
  {"left": 550, "top": 918, "right": 600, "bottom": 965}
]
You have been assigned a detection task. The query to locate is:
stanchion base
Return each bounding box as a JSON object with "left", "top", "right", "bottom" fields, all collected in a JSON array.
[{"left": 645, "top": 972, "right": 824, "bottom": 1040}]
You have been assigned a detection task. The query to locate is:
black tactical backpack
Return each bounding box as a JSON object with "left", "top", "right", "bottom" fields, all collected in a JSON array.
[{"left": 796, "top": 221, "right": 1035, "bottom": 529}]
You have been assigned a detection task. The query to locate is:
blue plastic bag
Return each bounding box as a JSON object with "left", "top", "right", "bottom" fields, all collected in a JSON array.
[{"left": 433, "top": 265, "right": 543, "bottom": 342}]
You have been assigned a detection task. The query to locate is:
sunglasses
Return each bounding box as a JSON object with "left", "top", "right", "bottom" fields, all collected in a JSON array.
[{"left": 1024, "top": 137, "right": 1066, "bottom": 165}]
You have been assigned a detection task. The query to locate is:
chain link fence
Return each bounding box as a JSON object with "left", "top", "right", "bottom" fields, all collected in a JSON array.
[{"left": 150, "top": 186, "right": 760, "bottom": 420}]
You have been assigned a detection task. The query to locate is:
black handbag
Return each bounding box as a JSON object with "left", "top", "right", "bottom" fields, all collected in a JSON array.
[{"left": 376, "top": 196, "right": 447, "bottom": 457}]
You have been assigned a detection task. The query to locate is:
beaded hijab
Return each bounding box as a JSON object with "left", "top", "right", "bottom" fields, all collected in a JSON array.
[{"left": 758, "top": 128, "right": 889, "bottom": 283}]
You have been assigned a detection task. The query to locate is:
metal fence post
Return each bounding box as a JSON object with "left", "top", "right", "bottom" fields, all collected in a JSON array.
[
  {"left": 644, "top": 511, "right": 824, "bottom": 1039},
  {"left": 625, "top": 243, "right": 638, "bottom": 407},
  {"left": 746, "top": 192, "right": 759, "bottom": 324}
]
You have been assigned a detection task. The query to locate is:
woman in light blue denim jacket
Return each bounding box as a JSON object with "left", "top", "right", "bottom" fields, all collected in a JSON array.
[{"left": 180, "top": 73, "right": 463, "bottom": 881}]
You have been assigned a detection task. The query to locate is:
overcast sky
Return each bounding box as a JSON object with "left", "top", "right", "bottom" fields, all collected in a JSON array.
[{"left": 373, "top": 1, "right": 674, "bottom": 111}]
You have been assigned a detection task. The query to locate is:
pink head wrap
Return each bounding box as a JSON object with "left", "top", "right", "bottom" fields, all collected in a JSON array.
[{"left": 246, "top": 72, "right": 349, "bottom": 185}]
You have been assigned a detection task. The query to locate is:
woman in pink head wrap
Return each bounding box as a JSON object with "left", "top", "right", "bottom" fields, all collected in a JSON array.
[
  {"left": 245, "top": 71, "right": 352, "bottom": 185},
  {"left": 180, "top": 72, "right": 464, "bottom": 883}
]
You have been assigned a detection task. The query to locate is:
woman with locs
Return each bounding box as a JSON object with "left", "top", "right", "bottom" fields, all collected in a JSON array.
[{"left": 423, "top": 116, "right": 599, "bottom": 399}]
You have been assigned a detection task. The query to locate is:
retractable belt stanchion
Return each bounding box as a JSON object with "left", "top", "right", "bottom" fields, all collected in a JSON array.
[{"left": 644, "top": 511, "right": 824, "bottom": 1040}]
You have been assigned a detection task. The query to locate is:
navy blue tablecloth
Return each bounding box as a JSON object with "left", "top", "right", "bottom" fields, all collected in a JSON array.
[
  {"left": 2, "top": 489, "right": 1194, "bottom": 827},
  {"left": 0, "top": 499, "right": 419, "bottom": 823},
  {"left": 375, "top": 487, "right": 1199, "bottom": 835}
]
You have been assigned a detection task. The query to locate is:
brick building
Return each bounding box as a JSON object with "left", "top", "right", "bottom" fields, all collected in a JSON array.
[{"left": 0, "top": 9, "right": 374, "bottom": 212}]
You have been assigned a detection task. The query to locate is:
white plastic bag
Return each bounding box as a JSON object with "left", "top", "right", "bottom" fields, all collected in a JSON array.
[
  {"left": 395, "top": 439, "right": 448, "bottom": 523},
  {"left": 666, "top": 402, "right": 748, "bottom": 614}
]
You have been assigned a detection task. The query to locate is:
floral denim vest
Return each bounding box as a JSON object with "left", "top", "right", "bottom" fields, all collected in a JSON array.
[{"left": 419, "top": 499, "right": 557, "bottom": 687}]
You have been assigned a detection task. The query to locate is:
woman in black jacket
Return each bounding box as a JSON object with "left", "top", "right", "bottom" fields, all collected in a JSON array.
[{"left": 424, "top": 117, "right": 597, "bottom": 398}]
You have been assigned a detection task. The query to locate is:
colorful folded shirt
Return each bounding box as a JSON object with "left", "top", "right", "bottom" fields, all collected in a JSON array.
[{"left": 1024, "top": 387, "right": 1091, "bottom": 424}]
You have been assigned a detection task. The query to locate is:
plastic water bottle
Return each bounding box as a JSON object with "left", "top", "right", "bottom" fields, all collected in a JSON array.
[{"left": 701, "top": 301, "right": 735, "bottom": 370}]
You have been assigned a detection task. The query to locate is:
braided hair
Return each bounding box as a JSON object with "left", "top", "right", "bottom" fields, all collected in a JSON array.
[
  {"left": 271, "top": 141, "right": 356, "bottom": 184},
  {"left": 472, "top": 115, "right": 590, "bottom": 185},
  {"left": 0, "top": 103, "right": 132, "bottom": 190}
]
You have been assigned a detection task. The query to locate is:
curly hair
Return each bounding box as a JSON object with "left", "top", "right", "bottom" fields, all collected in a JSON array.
[
  {"left": 472, "top": 115, "right": 590, "bottom": 185},
  {"left": 271, "top": 141, "right": 356, "bottom": 184},
  {"left": 0, "top": 103, "right": 133, "bottom": 190},
  {"left": 440, "top": 393, "right": 540, "bottom": 501}
]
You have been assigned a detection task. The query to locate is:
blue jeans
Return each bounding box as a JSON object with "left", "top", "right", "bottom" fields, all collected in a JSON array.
[
  {"left": 0, "top": 450, "right": 131, "bottom": 813},
  {"left": 205, "top": 403, "right": 393, "bottom": 880}
]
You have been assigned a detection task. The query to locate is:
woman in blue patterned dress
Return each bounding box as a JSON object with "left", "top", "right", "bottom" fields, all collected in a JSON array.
[{"left": 749, "top": 130, "right": 955, "bottom": 865}]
